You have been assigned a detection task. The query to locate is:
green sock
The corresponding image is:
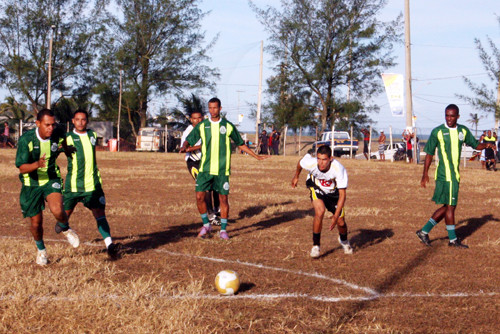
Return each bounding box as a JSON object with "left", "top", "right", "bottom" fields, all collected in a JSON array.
[
  {"left": 446, "top": 225, "right": 457, "bottom": 241},
  {"left": 201, "top": 213, "right": 209, "bottom": 226},
  {"left": 422, "top": 218, "right": 437, "bottom": 234},
  {"left": 57, "top": 221, "right": 69, "bottom": 231},
  {"left": 96, "top": 216, "right": 111, "bottom": 239},
  {"left": 35, "top": 240, "right": 45, "bottom": 251},
  {"left": 220, "top": 218, "right": 228, "bottom": 231}
]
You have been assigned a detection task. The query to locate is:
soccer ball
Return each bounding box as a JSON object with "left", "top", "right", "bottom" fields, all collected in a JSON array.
[{"left": 215, "top": 270, "right": 240, "bottom": 295}]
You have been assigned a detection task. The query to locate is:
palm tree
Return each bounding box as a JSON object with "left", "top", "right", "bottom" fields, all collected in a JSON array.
[
  {"left": 467, "top": 113, "right": 484, "bottom": 137},
  {"left": 0, "top": 97, "right": 35, "bottom": 123}
]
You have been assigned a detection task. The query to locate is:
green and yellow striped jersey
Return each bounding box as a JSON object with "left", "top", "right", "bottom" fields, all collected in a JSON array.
[
  {"left": 65, "top": 129, "right": 102, "bottom": 192},
  {"left": 424, "top": 124, "right": 478, "bottom": 182},
  {"left": 186, "top": 118, "right": 244, "bottom": 176},
  {"left": 15, "top": 128, "right": 64, "bottom": 186}
]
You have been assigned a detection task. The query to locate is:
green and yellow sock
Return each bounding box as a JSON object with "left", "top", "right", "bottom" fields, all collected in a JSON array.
[
  {"left": 446, "top": 225, "right": 457, "bottom": 241},
  {"left": 422, "top": 218, "right": 437, "bottom": 234},
  {"left": 220, "top": 218, "right": 228, "bottom": 231}
]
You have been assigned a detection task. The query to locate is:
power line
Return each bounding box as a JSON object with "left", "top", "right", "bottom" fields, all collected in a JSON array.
[{"left": 413, "top": 73, "right": 488, "bottom": 81}]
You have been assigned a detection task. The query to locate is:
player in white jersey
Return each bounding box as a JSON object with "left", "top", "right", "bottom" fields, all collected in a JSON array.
[
  {"left": 180, "top": 110, "right": 220, "bottom": 224},
  {"left": 291, "top": 145, "right": 353, "bottom": 258}
]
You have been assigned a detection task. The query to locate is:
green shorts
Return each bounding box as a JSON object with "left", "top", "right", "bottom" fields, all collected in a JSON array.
[
  {"left": 196, "top": 172, "right": 230, "bottom": 195},
  {"left": 63, "top": 186, "right": 106, "bottom": 211},
  {"left": 20, "top": 179, "right": 63, "bottom": 218},
  {"left": 432, "top": 180, "right": 460, "bottom": 206}
]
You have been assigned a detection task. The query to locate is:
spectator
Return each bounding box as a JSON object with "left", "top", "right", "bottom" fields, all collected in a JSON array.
[
  {"left": 2, "top": 122, "right": 14, "bottom": 148},
  {"left": 479, "top": 131, "right": 487, "bottom": 169},
  {"left": 361, "top": 128, "right": 370, "bottom": 160},
  {"left": 483, "top": 130, "right": 497, "bottom": 171},
  {"left": 258, "top": 130, "right": 269, "bottom": 155},
  {"left": 378, "top": 130, "right": 386, "bottom": 161},
  {"left": 403, "top": 129, "right": 414, "bottom": 163},
  {"left": 271, "top": 129, "right": 280, "bottom": 155}
]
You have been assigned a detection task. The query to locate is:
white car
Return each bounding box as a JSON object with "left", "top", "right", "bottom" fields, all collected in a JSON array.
[{"left": 370, "top": 142, "right": 406, "bottom": 161}]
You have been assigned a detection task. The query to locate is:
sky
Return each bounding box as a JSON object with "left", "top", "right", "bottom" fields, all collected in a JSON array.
[
  {"left": 1, "top": 0, "right": 499, "bottom": 136},
  {"left": 192, "top": 0, "right": 500, "bottom": 135}
]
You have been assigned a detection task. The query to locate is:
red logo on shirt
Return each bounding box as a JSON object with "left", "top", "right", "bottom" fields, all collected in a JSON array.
[{"left": 319, "top": 179, "right": 332, "bottom": 187}]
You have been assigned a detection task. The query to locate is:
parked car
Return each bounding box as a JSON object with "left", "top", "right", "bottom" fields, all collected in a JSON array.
[
  {"left": 371, "top": 142, "right": 406, "bottom": 161},
  {"left": 313, "top": 131, "right": 358, "bottom": 157}
]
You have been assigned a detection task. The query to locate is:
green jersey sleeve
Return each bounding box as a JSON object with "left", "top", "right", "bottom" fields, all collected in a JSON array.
[
  {"left": 463, "top": 126, "right": 479, "bottom": 148},
  {"left": 229, "top": 124, "right": 244, "bottom": 146},
  {"left": 424, "top": 128, "right": 439, "bottom": 155},
  {"left": 15, "top": 135, "right": 31, "bottom": 168}
]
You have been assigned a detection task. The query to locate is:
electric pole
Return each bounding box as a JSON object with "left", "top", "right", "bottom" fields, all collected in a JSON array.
[{"left": 46, "top": 25, "right": 56, "bottom": 110}]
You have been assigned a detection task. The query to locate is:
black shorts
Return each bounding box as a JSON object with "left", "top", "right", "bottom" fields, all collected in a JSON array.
[
  {"left": 186, "top": 159, "right": 201, "bottom": 180},
  {"left": 363, "top": 141, "right": 369, "bottom": 153},
  {"left": 407, "top": 149, "right": 413, "bottom": 158},
  {"left": 306, "top": 179, "right": 339, "bottom": 213},
  {"left": 485, "top": 148, "right": 495, "bottom": 160}
]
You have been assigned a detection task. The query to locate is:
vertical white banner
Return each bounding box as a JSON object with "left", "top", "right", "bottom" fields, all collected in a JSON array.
[{"left": 381, "top": 73, "right": 404, "bottom": 117}]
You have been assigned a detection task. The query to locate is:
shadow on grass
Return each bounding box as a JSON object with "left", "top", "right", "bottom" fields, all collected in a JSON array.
[
  {"left": 335, "top": 214, "right": 499, "bottom": 328},
  {"left": 231, "top": 208, "right": 314, "bottom": 237},
  {"left": 238, "top": 282, "right": 256, "bottom": 293},
  {"left": 435, "top": 214, "right": 499, "bottom": 241},
  {"left": 319, "top": 228, "right": 394, "bottom": 258},
  {"left": 237, "top": 201, "right": 293, "bottom": 220}
]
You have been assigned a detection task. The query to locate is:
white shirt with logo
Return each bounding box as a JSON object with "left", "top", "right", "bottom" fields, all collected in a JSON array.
[
  {"left": 299, "top": 154, "right": 348, "bottom": 193},
  {"left": 181, "top": 125, "right": 202, "bottom": 161}
]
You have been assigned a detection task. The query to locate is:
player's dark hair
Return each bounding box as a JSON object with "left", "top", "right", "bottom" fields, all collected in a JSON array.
[
  {"left": 37, "top": 108, "right": 55, "bottom": 121},
  {"left": 73, "top": 109, "right": 89, "bottom": 119},
  {"left": 208, "top": 97, "right": 221, "bottom": 107},
  {"left": 189, "top": 110, "right": 204, "bottom": 117},
  {"left": 445, "top": 104, "right": 459, "bottom": 114},
  {"left": 317, "top": 145, "right": 332, "bottom": 157}
]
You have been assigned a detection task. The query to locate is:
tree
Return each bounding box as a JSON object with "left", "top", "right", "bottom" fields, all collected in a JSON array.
[
  {"left": 467, "top": 113, "right": 485, "bottom": 137},
  {"left": 457, "top": 17, "right": 500, "bottom": 127},
  {"left": 165, "top": 93, "right": 206, "bottom": 130},
  {"left": 0, "top": 96, "right": 35, "bottom": 123},
  {"left": 102, "top": 0, "right": 218, "bottom": 132},
  {"left": 250, "top": 0, "right": 402, "bottom": 131},
  {"left": 0, "top": 0, "right": 106, "bottom": 112}
]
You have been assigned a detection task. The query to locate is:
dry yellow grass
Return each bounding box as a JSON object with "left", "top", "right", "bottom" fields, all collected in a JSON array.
[{"left": 0, "top": 149, "right": 499, "bottom": 333}]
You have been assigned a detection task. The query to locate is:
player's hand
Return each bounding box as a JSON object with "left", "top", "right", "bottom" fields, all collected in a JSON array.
[
  {"left": 329, "top": 215, "right": 339, "bottom": 231},
  {"left": 420, "top": 174, "right": 429, "bottom": 188},
  {"left": 64, "top": 145, "right": 77, "bottom": 157},
  {"left": 37, "top": 153, "right": 46, "bottom": 168},
  {"left": 179, "top": 147, "right": 186, "bottom": 153},
  {"left": 291, "top": 176, "right": 299, "bottom": 188}
]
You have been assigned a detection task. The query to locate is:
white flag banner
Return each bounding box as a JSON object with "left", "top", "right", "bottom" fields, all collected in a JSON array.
[
  {"left": 381, "top": 73, "right": 404, "bottom": 117},
  {"left": 238, "top": 113, "right": 244, "bottom": 123}
]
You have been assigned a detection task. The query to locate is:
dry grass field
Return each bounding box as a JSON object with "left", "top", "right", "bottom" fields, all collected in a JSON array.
[{"left": 0, "top": 148, "right": 499, "bottom": 333}]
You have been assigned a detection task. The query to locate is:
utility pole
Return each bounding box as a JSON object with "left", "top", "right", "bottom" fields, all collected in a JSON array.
[
  {"left": 405, "top": 0, "right": 415, "bottom": 163},
  {"left": 117, "top": 69, "right": 123, "bottom": 152},
  {"left": 255, "top": 40, "right": 263, "bottom": 146},
  {"left": 46, "top": 25, "right": 56, "bottom": 110}
]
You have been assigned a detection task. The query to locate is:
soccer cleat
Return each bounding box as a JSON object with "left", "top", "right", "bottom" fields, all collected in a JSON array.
[
  {"left": 197, "top": 225, "right": 212, "bottom": 238},
  {"left": 338, "top": 237, "right": 353, "bottom": 254},
  {"left": 209, "top": 213, "right": 221, "bottom": 226},
  {"left": 36, "top": 249, "right": 48, "bottom": 266},
  {"left": 63, "top": 229, "right": 80, "bottom": 248},
  {"left": 107, "top": 243, "right": 122, "bottom": 260},
  {"left": 310, "top": 245, "right": 320, "bottom": 258},
  {"left": 219, "top": 230, "right": 230, "bottom": 240},
  {"left": 448, "top": 239, "right": 469, "bottom": 249},
  {"left": 416, "top": 229, "right": 431, "bottom": 247}
]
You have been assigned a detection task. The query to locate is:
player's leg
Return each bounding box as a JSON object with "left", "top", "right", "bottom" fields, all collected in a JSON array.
[
  {"left": 336, "top": 215, "right": 353, "bottom": 254},
  {"left": 195, "top": 173, "right": 212, "bottom": 238},
  {"left": 29, "top": 213, "right": 48, "bottom": 265},
  {"left": 47, "top": 190, "right": 79, "bottom": 248},
  {"left": 310, "top": 199, "right": 325, "bottom": 258},
  {"left": 217, "top": 194, "right": 230, "bottom": 239},
  {"left": 416, "top": 179, "right": 450, "bottom": 246}
]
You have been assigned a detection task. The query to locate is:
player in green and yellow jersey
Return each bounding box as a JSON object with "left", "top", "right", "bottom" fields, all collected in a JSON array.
[
  {"left": 416, "top": 104, "right": 495, "bottom": 248},
  {"left": 180, "top": 97, "right": 269, "bottom": 240},
  {"left": 63, "top": 110, "right": 120, "bottom": 259},
  {"left": 15, "top": 109, "right": 80, "bottom": 266}
]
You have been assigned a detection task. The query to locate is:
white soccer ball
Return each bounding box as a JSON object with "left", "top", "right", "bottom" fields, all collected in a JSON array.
[{"left": 215, "top": 270, "right": 240, "bottom": 296}]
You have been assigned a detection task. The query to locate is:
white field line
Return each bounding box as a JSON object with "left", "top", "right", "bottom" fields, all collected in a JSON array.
[{"left": 2, "top": 235, "right": 499, "bottom": 303}]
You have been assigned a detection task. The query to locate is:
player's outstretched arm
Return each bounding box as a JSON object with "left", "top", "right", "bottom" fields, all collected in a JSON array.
[
  {"left": 238, "top": 144, "right": 269, "bottom": 160},
  {"left": 179, "top": 140, "right": 190, "bottom": 153},
  {"left": 420, "top": 154, "right": 433, "bottom": 188},
  {"left": 291, "top": 161, "right": 302, "bottom": 188}
]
